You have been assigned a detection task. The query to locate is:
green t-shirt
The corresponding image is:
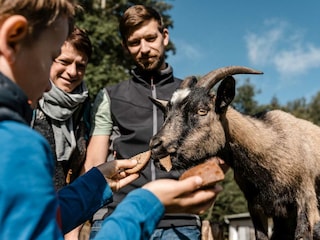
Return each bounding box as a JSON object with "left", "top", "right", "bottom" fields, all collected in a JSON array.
[{"left": 90, "top": 89, "right": 113, "bottom": 136}]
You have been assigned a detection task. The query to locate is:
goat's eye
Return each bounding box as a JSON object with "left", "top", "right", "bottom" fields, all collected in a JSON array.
[{"left": 197, "top": 109, "right": 208, "bottom": 116}]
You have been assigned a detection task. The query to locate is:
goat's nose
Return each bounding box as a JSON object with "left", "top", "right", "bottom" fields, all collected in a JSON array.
[
  {"left": 149, "top": 136, "right": 162, "bottom": 151},
  {"left": 150, "top": 137, "right": 169, "bottom": 159}
]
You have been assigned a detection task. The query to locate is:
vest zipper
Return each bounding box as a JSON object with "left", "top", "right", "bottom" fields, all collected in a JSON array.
[{"left": 151, "top": 77, "right": 157, "bottom": 181}]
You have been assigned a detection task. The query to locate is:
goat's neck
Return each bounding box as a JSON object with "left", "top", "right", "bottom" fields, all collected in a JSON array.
[{"left": 223, "top": 107, "right": 275, "bottom": 153}]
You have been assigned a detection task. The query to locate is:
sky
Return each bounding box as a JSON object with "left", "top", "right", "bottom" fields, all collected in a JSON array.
[{"left": 166, "top": 1, "right": 320, "bottom": 105}]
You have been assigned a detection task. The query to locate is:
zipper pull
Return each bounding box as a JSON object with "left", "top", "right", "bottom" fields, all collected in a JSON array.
[{"left": 151, "top": 77, "right": 154, "bottom": 90}]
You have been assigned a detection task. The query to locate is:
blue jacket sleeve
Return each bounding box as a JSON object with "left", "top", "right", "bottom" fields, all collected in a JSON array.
[
  {"left": 0, "top": 122, "right": 63, "bottom": 239},
  {"left": 58, "top": 167, "right": 113, "bottom": 234},
  {"left": 95, "top": 188, "right": 165, "bottom": 240},
  {"left": 0, "top": 121, "right": 114, "bottom": 239}
]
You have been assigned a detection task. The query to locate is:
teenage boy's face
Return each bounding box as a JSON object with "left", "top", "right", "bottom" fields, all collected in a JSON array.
[
  {"left": 14, "top": 16, "right": 70, "bottom": 108},
  {"left": 126, "top": 19, "right": 169, "bottom": 72}
]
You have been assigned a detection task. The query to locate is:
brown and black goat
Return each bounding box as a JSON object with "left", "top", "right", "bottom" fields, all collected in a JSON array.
[{"left": 149, "top": 66, "right": 320, "bottom": 240}]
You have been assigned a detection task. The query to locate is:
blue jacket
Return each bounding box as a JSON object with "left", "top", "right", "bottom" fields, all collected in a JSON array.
[
  {"left": 0, "top": 72, "right": 164, "bottom": 239},
  {"left": 95, "top": 189, "right": 164, "bottom": 240}
]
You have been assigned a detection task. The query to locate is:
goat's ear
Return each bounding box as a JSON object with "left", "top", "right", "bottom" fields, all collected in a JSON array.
[
  {"left": 179, "top": 76, "right": 197, "bottom": 89},
  {"left": 148, "top": 97, "right": 168, "bottom": 113},
  {"left": 215, "top": 76, "right": 235, "bottom": 113}
]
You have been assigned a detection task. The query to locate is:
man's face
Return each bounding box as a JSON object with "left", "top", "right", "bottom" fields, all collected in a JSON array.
[
  {"left": 13, "top": 16, "right": 69, "bottom": 107},
  {"left": 50, "top": 42, "right": 88, "bottom": 93},
  {"left": 126, "top": 19, "right": 169, "bottom": 71}
]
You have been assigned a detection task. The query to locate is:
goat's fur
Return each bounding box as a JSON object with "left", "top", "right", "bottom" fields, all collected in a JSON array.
[{"left": 149, "top": 67, "right": 320, "bottom": 240}]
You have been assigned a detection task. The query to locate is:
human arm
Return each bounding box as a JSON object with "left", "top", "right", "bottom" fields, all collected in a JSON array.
[
  {"left": 84, "top": 89, "right": 113, "bottom": 171},
  {"left": 95, "top": 176, "right": 221, "bottom": 240},
  {"left": 59, "top": 159, "right": 139, "bottom": 233},
  {"left": 85, "top": 135, "right": 110, "bottom": 171},
  {"left": 0, "top": 123, "right": 136, "bottom": 238},
  {"left": 58, "top": 168, "right": 112, "bottom": 234}
]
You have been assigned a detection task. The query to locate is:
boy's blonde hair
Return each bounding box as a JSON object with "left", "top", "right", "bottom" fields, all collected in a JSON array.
[{"left": 0, "top": 0, "right": 78, "bottom": 39}]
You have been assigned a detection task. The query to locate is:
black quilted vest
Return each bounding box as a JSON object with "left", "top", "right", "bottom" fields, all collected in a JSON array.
[{"left": 106, "top": 66, "right": 182, "bottom": 208}]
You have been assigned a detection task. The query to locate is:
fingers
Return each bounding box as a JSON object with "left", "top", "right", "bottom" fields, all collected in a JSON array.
[
  {"left": 118, "top": 173, "right": 139, "bottom": 189},
  {"left": 115, "top": 159, "right": 138, "bottom": 170},
  {"left": 166, "top": 186, "right": 220, "bottom": 214},
  {"left": 142, "top": 177, "right": 223, "bottom": 215},
  {"left": 106, "top": 179, "right": 120, "bottom": 192},
  {"left": 180, "top": 188, "right": 217, "bottom": 206},
  {"left": 107, "top": 173, "right": 139, "bottom": 192},
  {"left": 173, "top": 176, "right": 203, "bottom": 194},
  {"left": 142, "top": 177, "right": 204, "bottom": 207},
  {"left": 112, "top": 159, "right": 138, "bottom": 180}
]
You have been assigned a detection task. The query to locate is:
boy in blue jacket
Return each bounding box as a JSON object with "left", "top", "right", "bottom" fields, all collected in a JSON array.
[{"left": 0, "top": 0, "right": 221, "bottom": 239}]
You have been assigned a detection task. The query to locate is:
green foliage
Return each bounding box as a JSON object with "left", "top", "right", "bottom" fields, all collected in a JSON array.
[
  {"left": 306, "top": 92, "right": 320, "bottom": 125},
  {"left": 233, "top": 78, "right": 261, "bottom": 115},
  {"left": 75, "top": 0, "right": 175, "bottom": 99}
]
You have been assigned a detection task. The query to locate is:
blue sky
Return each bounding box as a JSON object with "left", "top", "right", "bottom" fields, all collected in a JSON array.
[{"left": 166, "top": 1, "right": 320, "bottom": 105}]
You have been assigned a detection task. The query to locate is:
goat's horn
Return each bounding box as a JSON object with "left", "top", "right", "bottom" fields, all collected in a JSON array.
[{"left": 196, "top": 66, "right": 263, "bottom": 90}]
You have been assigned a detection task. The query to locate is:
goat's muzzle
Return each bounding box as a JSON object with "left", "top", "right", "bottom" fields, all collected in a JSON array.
[{"left": 150, "top": 136, "right": 178, "bottom": 159}]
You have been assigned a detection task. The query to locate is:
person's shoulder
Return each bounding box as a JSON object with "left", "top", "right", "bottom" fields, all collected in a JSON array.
[
  {"left": 1, "top": 120, "right": 33, "bottom": 132},
  {"left": 94, "top": 88, "right": 111, "bottom": 104},
  {"left": 106, "top": 79, "right": 130, "bottom": 91},
  {"left": 105, "top": 80, "right": 132, "bottom": 99},
  {"left": 173, "top": 76, "right": 183, "bottom": 83},
  {"left": 0, "top": 120, "right": 54, "bottom": 180},
  {"left": 0, "top": 120, "right": 52, "bottom": 165},
  {"left": 0, "top": 120, "right": 48, "bottom": 144}
]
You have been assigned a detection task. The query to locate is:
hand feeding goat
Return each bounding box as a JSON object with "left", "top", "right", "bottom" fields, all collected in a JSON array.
[{"left": 149, "top": 66, "right": 320, "bottom": 240}]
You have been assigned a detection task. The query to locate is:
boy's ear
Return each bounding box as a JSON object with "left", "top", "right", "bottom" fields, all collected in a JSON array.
[{"left": 0, "top": 15, "right": 28, "bottom": 63}]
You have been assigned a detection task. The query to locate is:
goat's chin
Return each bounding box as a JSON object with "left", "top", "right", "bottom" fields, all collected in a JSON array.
[
  {"left": 172, "top": 154, "right": 225, "bottom": 171},
  {"left": 152, "top": 152, "right": 224, "bottom": 171},
  {"left": 152, "top": 155, "right": 196, "bottom": 170},
  {"left": 170, "top": 155, "right": 210, "bottom": 170}
]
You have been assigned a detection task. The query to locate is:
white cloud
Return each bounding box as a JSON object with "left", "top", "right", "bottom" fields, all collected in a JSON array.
[
  {"left": 246, "top": 22, "right": 284, "bottom": 65},
  {"left": 274, "top": 45, "right": 320, "bottom": 75},
  {"left": 169, "top": 39, "right": 203, "bottom": 61},
  {"left": 245, "top": 19, "right": 320, "bottom": 77}
]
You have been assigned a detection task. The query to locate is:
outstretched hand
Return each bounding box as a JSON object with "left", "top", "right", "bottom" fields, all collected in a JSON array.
[
  {"left": 142, "top": 176, "right": 222, "bottom": 214},
  {"left": 97, "top": 159, "right": 140, "bottom": 192}
]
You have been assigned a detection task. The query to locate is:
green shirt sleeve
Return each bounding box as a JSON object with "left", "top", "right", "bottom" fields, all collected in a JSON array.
[{"left": 90, "top": 89, "right": 113, "bottom": 136}]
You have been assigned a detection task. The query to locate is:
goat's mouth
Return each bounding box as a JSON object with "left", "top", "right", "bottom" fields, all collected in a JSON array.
[{"left": 152, "top": 152, "right": 225, "bottom": 172}]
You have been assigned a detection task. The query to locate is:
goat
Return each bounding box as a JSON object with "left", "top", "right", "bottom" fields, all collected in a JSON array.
[{"left": 149, "top": 66, "right": 320, "bottom": 240}]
